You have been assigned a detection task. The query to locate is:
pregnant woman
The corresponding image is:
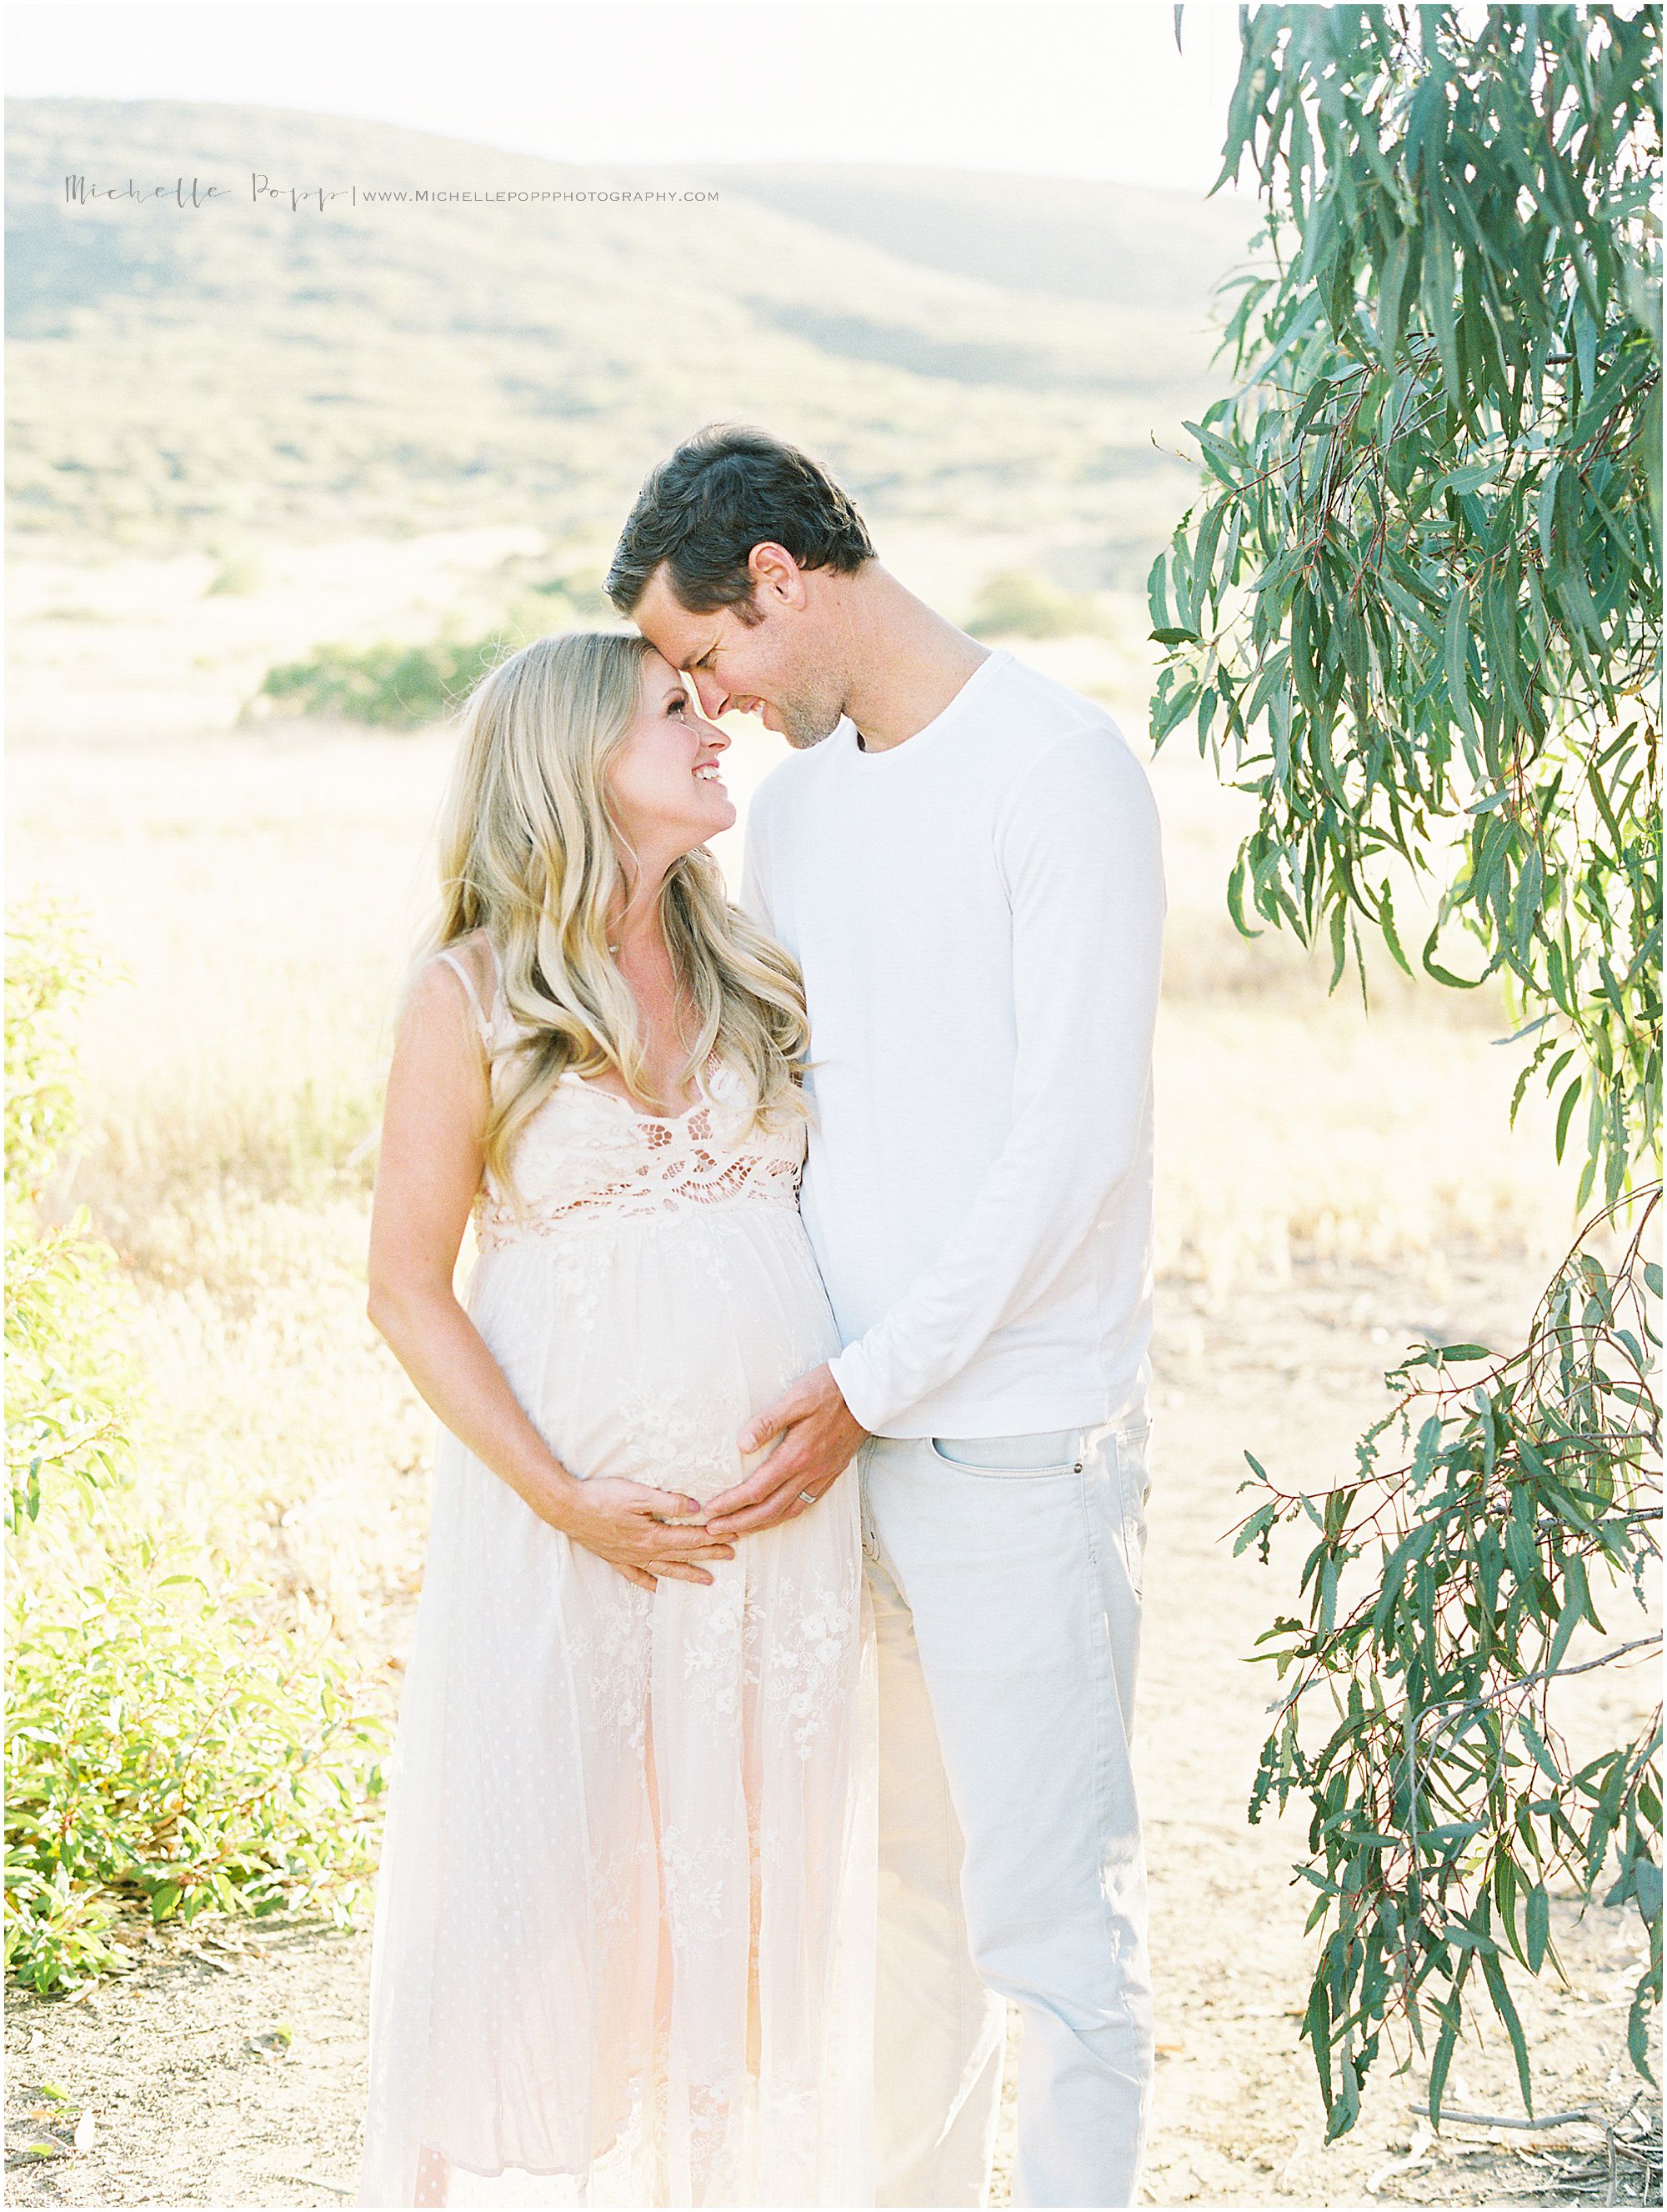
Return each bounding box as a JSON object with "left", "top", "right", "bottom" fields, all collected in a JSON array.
[{"left": 354, "top": 632, "right": 875, "bottom": 2209}]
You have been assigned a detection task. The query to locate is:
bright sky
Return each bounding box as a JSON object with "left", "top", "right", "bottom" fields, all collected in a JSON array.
[{"left": 8, "top": 2, "right": 1252, "bottom": 195}]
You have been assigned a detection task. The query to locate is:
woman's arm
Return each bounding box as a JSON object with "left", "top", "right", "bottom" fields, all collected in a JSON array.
[{"left": 367, "top": 958, "right": 733, "bottom": 1590}]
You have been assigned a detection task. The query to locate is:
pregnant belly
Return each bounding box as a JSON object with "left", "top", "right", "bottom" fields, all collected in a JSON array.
[{"left": 467, "top": 1205, "right": 839, "bottom": 1499}]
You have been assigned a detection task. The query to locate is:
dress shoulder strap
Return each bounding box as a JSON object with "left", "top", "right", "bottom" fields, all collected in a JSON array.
[{"left": 432, "top": 939, "right": 502, "bottom": 1050}]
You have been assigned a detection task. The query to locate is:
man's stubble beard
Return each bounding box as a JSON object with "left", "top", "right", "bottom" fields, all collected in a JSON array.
[
  {"left": 777, "top": 670, "right": 848, "bottom": 752},
  {"left": 748, "top": 619, "right": 849, "bottom": 749},
  {"left": 781, "top": 707, "right": 838, "bottom": 751}
]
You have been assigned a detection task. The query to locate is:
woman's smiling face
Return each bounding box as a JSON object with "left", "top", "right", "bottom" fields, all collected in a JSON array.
[{"left": 605, "top": 650, "right": 735, "bottom": 861}]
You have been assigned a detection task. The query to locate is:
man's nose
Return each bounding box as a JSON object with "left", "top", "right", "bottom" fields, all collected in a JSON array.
[{"left": 690, "top": 668, "right": 728, "bottom": 718}]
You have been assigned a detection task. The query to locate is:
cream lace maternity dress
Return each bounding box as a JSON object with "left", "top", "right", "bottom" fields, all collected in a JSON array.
[{"left": 356, "top": 945, "right": 876, "bottom": 2209}]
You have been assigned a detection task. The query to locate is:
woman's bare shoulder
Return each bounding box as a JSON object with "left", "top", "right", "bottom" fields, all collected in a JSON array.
[
  {"left": 436, "top": 928, "right": 498, "bottom": 990},
  {"left": 409, "top": 932, "right": 498, "bottom": 1048}
]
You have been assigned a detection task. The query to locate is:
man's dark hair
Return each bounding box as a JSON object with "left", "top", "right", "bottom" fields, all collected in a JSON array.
[{"left": 606, "top": 425, "right": 874, "bottom": 623}]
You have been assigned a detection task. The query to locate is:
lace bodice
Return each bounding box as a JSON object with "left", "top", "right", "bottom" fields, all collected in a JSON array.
[{"left": 434, "top": 947, "right": 804, "bottom": 1250}]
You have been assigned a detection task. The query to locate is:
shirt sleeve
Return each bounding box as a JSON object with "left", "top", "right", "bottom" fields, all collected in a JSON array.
[
  {"left": 827, "top": 718, "right": 1165, "bottom": 1434},
  {"left": 739, "top": 782, "right": 777, "bottom": 938}
]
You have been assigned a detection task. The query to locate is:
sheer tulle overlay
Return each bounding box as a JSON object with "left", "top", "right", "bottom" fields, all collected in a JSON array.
[{"left": 356, "top": 953, "right": 877, "bottom": 2208}]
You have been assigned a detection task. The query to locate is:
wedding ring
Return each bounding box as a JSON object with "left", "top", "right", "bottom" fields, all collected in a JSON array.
[{"left": 798, "top": 1489, "right": 818, "bottom": 1505}]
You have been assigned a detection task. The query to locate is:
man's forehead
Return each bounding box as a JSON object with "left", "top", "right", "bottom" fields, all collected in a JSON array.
[{"left": 635, "top": 571, "right": 713, "bottom": 664}]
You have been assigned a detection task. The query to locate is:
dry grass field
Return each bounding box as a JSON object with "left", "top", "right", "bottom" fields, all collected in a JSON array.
[{"left": 5, "top": 533, "right": 1654, "bottom": 2206}]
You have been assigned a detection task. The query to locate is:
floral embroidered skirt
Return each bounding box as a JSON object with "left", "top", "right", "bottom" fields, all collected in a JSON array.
[{"left": 356, "top": 1205, "right": 877, "bottom": 2208}]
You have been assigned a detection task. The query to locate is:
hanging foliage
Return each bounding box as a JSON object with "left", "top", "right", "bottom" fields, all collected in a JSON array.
[{"left": 1154, "top": 3, "right": 1661, "bottom": 2136}]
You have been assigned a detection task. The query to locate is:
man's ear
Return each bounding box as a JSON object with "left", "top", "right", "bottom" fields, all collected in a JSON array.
[{"left": 748, "top": 542, "right": 809, "bottom": 609}]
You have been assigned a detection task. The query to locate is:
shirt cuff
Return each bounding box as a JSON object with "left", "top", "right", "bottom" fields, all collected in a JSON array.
[{"left": 828, "top": 1342, "right": 892, "bottom": 1436}]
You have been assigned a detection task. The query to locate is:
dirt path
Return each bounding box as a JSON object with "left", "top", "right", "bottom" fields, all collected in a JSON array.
[{"left": 8, "top": 1254, "right": 1658, "bottom": 2207}]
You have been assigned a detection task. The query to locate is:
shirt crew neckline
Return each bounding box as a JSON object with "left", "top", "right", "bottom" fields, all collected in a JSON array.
[{"left": 844, "top": 646, "right": 1012, "bottom": 765}]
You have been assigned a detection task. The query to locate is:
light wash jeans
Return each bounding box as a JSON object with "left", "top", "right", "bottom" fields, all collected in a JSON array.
[{"left": 860, "top": 1413, "right": 1154, "bottom": 2209}]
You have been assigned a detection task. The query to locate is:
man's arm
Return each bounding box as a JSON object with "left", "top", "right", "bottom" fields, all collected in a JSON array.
[{"left": 708, "top": 718, "right": 1164, "bottom": 1535}]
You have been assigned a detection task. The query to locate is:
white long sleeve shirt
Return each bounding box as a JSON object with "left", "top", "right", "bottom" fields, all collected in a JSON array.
[{"left": 740, "top": 645, "right": 1165, "bottom": 1440}]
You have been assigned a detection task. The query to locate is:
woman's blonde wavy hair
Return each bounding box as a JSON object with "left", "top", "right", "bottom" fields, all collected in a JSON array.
[{"left": 417, "top": 629, "right": 810, "bottom": 1191}]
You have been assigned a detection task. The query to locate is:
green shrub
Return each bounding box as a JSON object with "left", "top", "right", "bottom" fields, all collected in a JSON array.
[
  {"left": 6, "top": 1534, "right": 386, "bottom": 1994},
  {"left": 966, "top": 567, "right": 1106, "bottom": 641},
  {"left": 4, "top": 1221, "right": 135, "bottom": 1534},
  {"left": 204, "top": 548, "right": 266, "bottom": 597},
  {"left": 251, "top": 590, "right": 633, "bottom": 728},
  {"left": 4, "top": 898, "right": 389, "bottom": 1994},
  {"left": 4, "top": 899, "right": 135, "bottom": 1532},
  {"left": 253, "top": 612, "right": 546, "bottom": 727},
  {"left": 524, "top": 565, "right": 610, "bottom": 618},
  {"left": 6, "top": 897, "right": 110, "bottom": 1208}
]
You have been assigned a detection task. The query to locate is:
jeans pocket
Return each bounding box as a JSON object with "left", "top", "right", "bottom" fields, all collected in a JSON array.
[
  {"left": 928, "top": 1429, "right": 1084, "bottom": 1479},
  {"left": 1112, "top": 1417, "right": 1154, "bottom": 1597},
  {"left": 854, "top": 1441, "right": 881, "bottom": 1562}
]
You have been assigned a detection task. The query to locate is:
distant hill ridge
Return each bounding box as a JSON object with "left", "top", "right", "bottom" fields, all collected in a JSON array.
[
  {"left": 702, "top": 163, "right": 1257, "bottom": 313},
  {"left": 7, "top": 98, "right": 1254, "bottom": 578}
]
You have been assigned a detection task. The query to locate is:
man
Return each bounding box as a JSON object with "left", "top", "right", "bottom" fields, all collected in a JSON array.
[{"left": 606, "top": 425, "right": 1165, "bottom": 2209}]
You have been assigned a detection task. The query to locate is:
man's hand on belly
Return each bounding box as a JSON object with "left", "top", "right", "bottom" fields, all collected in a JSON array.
[{"left": 704, "top": 1365, "right": 869, "bottom": 1537}]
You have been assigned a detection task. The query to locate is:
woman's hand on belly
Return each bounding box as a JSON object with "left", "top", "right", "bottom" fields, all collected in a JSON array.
[{"left": 559, "top": 1475, "right": 738, "bottom": 1592}]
